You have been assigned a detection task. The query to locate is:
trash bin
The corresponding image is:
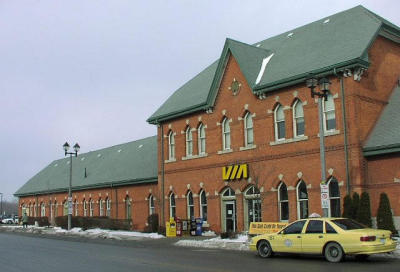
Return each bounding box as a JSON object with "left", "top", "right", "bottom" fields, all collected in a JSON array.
[
  {"left": 190, "top": 218, "right": 197, "bottom": 236},
  {"left": 176, "top": 218, "right": 182, "bottom": 236},
  {"left": 195, "top": 218, "right": 203, "bottom": 236}
]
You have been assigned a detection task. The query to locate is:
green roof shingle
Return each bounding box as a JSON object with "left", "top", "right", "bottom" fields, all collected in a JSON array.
[
  {"left": 14, "top": 136, "right": 158, "bottom": 197},
  {"left": 147, "top": 5, "right": 400, "bottom": 124}
]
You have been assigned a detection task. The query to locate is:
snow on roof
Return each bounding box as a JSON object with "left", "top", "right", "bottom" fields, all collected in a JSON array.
[{"left": 255, "top": 53, "right": 274, "bottom": 85}]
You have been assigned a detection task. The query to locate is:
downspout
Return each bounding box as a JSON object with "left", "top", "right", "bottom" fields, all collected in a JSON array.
[
  {"left": 334, "top": 68, "right": 351, "bottom": 195},
  {"left": 160, "top": 122, "right": 165, "bottom": 227}
]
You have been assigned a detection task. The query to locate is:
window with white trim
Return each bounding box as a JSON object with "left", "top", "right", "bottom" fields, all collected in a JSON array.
[
  {"left": 199, "top": 190, "right": 207, "bottom": 221},
  {"left": 187, "top": 191, "right": 194, "bottom": 219},
  {"left": 41, "top": 203, "right": 46, "bottom": 217},
  {"left": 99, "top": 199, "right": 104, "bottom": 216},
  {"left": 63, "top": 201, "right": 68, "bottom": 216},
  {"left": 293, "top": 100, "right": 305, "bottom": 137},
  {"left": 169, "top": 193, "right": 176, "bottom": 218},
  {"left": 222, "top": 117, "right": 231, "bottom": 150},
  {"left": 83, "top": 200, "right": 87, "bottom": 216},
  {"left": 278, "top": 182, "right": 289, "bottom": 221},
  {"left": 245, "top": 186, "right": 261, "bottom": 225},
  {"left": 125, "top": 196, "right": 131, "bottom": 219},
  {"left": 274, "top": 104, "right": 285, "bottom": 140},
  {"left": 296, "top": 180, "right": 309, "bottom": 219},
  {"left": 74, "top": 200, "right": 78, "bottom": 216},
  {"left": 106, "top": 198, "right": 111, "bottom": 217},
  {"left": 89, "top": 199, "right": 94, "bottom": 217},
  {"left": 323, "top": 94, "right": 336, "bottom": 131},
  {"left": 244, "top": 112, "right": 254, "bottom": 147},
  {"left": 328, "top": 178, "right": 341, "bottom": 217},
  {"left": 149, "top": 195, "right": 155, "bottom": 215},
  {"left": 168, "top": 131, "right": 175, "bottom": 160},
  {"left": 185, "top": 127, "right": 193, "bottom": 156},
  {"left": 198, "top": 123, "right": 206, "bottom": 155}
]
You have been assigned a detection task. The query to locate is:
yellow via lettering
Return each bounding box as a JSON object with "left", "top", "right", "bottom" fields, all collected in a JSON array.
[{"left": 222, "top": 166, "right": 233, "bottom": 180}]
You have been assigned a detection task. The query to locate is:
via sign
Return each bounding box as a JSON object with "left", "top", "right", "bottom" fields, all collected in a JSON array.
[{"left": 222, "top": 164, "right": 248, "bottom": 181}]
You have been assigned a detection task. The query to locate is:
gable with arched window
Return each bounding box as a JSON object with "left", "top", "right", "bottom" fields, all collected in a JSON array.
[
  {"left": 278, "top": 182, "right": 289, "bottom": 221},
  {"left": 328, "top": 177, "right": 340, "bottom": 217},
  {"left": 198, "top": 123, "right": 206, "bottom": 155},
  {"left": 185, "top": 126, "right": 193, "bottom": 157},
  {"left": 296, "top": 180, "right": 309, "bottom": 219},
  {"left": 168, "top": 130, "right": 175, "bottom": 160},
  {"left": 293, "top": 99, "right": 305, "bottom": 137},
  {"left": 222, "top": 117, "right": 231, "bottom": 150},
  {"left": 244, "top": 112, "right": 254, "bottom": 147},
  {"left": 274, "top": 104, "right": 285, "bottom": 140}
]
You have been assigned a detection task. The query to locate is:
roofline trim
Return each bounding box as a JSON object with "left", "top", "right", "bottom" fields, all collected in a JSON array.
[{"left": 363, "top": 143, "right": 400, "bottom": 157}]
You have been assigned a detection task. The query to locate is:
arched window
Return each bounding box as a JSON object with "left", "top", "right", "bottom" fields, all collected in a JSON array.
[
  {"left": 274, "top": 104, "right": 285, "bottom": 140},
  {"left": 328, "top": 178, "right": 341, "bottom": 217},
  {"left": 187, "top": 191, "right": 194, "bottom": 219},
  {"left": 53, "top": 201, "right": 57, "bottom": 218},
  {"left": 99, "top": 198, "right": 104, "bottom": 216},
  {"left": 89, "top": 199, "right": 94, "bottom": 217},
  {"left": 293, "top": 100, "right": 305, "bottom": 137},
  {"left": 74, "top": 200, "right": 78, "bottom": 216},
  {"left": 169, "top": 193, "right": 176, "bottom": 218},
  {"left": 168, "top": 131, "right": 175, "bottom": 160},
  {"left": 244, "top": 186, "right": 261, "bottom": 227},
  {"left": 149, "top": 195, "right": 155, "bottom": 215},
  {"left": 185, "top": 127, "right": 193, "bottom": 156},
  {"left": 41, "top": 202, "right": 46, "bottom": 217},
  {"left": 63, "top": 201, "right": 68, "bottom": 216},
  {"left": 222, "top": 117, "right": 231, "bottom": 150},
  {"left": 223, "top": 187, "right": 235, "bottom": 197},
  {"left": 33, "top": 202, "right": 37, "bottom": 217},
  {"left": 297, "top": 180, "right": 309, "bottom": 219},
  {"left": 198, "top": 123, "right": 206, "bottom": 155},
  {"left": 278, "top": 182, "right": 289, "bottom": 221},
  {"left": 83, "top": 199, "right": 87, "bottom": 216},
  {"left": 199, "top": 190, "right": 207, "bottom": 221},
  {"left": 323, "top": 94, "right": 336, "bottom": 131},
  {"left": 125, "top": 196, "right": 131, "bottom": 219},
  {"left": 244, "top": 112, "right": 254, "bottom": 147},
  {"left": 106, "top": 198, "right": 111, "bottom": 217}
]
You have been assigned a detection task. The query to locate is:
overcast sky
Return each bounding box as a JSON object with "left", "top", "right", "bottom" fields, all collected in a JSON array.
[{"left": 0, "top": 0, "right": 399, "bottom": 201}]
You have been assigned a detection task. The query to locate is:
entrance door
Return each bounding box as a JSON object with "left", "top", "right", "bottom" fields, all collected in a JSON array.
[{"left": 225, "top": 201, "right": 236, "bottom": 232}]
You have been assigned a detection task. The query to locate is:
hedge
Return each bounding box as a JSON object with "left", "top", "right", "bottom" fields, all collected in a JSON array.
[{"left": 55, "top": 216, "right": 132, "bottom": 230}]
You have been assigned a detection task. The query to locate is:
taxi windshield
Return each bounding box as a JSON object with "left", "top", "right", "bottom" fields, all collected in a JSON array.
[{"left": 331, "top": 219, "right": 366, "bottom": 230}]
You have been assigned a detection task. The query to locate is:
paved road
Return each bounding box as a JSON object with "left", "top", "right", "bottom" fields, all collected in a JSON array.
[{"left": 1, "top": 232, "right": 399, "bottom": 272}]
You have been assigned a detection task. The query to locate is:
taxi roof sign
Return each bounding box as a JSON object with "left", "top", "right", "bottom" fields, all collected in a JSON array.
[{"left": 309, "top": 213, "right": 321, "bottom": 218}]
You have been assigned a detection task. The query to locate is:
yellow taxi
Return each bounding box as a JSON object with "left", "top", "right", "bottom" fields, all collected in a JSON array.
[{"left": 249, "top": 217, "right": 397, "bottom": 262}]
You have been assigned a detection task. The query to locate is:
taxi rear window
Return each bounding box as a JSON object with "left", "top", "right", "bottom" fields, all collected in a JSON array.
[{"left": 331, "top": 219, "right": 365, "bottom": 230}]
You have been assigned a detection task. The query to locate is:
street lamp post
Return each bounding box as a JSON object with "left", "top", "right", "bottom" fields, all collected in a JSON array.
[
  {"left": 306, "top": 76, "right": 331, "bottom": 217},
  {"left": 0, "top": 192, "right": 3, "bottom": 219},
  {"left": 63, "top": 142, "right": 80, "bottom": 230}
]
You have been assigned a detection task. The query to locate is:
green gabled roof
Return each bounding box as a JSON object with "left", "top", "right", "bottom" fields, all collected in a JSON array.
[
  {"left": 364, "top": 83, "right": 400, "bottom": 157},
  {"left": 14, "top": 136, "right": 158, "bottom": 197},
  {"left": 147, "top": 5, "right": 400, "bottom": 124}
]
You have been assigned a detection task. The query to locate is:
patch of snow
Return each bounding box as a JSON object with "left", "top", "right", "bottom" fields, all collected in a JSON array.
[
  {"left": 202, "top": 230, "right": 217, "bottom": 237},
  {"left": 175, "top": 234, "right": 250, "bottom": 251},
  {"left": 287, "top": 32, "right": 293, "bottom": 37},
  {"left": 323, "top": 19, "right": 330, "bottom": 24},
  {"left": 256, "top": 44, "right": 261, "bottom": 47},
  {"left": 255, "top": 54, "right": 274, "bottom": 85}
]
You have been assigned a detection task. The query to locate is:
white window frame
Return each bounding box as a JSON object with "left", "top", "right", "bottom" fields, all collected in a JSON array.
[
  {"left": 187, "top": 191, "right": 194, "bottom": 219},
  {"left": 125, "top": 196, "right": 131, "bottom": 219},
  {"left": 169, "top": 193, "right": 176, "bottom": 219},
  {"left": 222, "top": 117, "right": 231, "bottom": 150},
  {"left": 274, "top": 104, "right": 285, "bottom": 141},
  {"left": 83, "top": 200, "right": 87, "bottom": 216},
  {"left": 322, "top": 94, "right": 336, "bottom": 132},
  {"left": 106, "top": 198, "right": 111, "bottom": 217},
  {"left": 185, "top": 127, "right": 193, "bottom": 157},
  {"left": 293, "top": 99, "right": 305, "bottom": 137},
  {"left": 199, "top": 190, "right": 207, "bottom": 222},
  {"left": 99, "top": 199, "right": 104, "bottom": 216},
  {"left": 149, "top": 195, "right": 155, "bottom": 215},
  {"left": 296, "top": 180, "right": 309, "bottom": 219},
  {"left": 41, "top": 203, "right": 46, "bottom": 217},
  {"left": 89, "top": 199, "right": 94, "bottom": 217},
  {"left": 244, "top": 112, "right": 254, "bottom": 147},
  {"left": 168, "top": 131, "right": 175, "bottom": 160},
  {"left": 74, "top": 200, "right": 78, "bottom": 216},
  {"left": 198, "top": 123, "right": 206, "bottom": 155},
  {"left": 328, "top": 177, "right": 341, "bottom": 217},
  {"left": 278, "top": 182, "right": 289, "bottom": 222}
]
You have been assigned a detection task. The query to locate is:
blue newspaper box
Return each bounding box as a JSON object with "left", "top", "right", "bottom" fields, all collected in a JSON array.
[{"left": 195, "top": 218, "right": 203, "bottom": 236}]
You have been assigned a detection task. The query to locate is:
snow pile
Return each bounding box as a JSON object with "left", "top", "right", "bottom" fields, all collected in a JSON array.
[
  {"left": 202, "top": 230, "right": 217, "bottom": 237},
  {"left": 175, "top": 234, "right": 250, "bottom": 251}
]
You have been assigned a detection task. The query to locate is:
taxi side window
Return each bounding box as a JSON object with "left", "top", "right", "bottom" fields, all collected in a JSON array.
[
  {"left": 305, "top": 220, "right": 323, "bottom": 234},
  {"left": 325, "top": 222, "right": 337, "bottom": 234},
  {"left": 283, "top": 220, "right": 306, "bottom": 234}
]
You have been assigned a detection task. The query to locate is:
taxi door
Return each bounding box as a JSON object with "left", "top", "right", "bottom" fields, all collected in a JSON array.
[
  {"left": 301, "top": 219, "right": 326, "bottom": 254},
  {"left": 273, "top": 220, "right": 306, "bottom": 253}
]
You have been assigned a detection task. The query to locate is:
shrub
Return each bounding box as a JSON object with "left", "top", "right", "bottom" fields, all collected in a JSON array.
[
  {"left": 27, "top": 217, "right": 50, "bottom": 227},
  {"left": 55, "top": 216, "right": 132, "bottom": 230},
  {"left": 377, "top": 193, "right": 397, "bottom": 234},
  {"left": 342, "top": 194, "right": 352, "bottom": 218},
  {"left": 351, "top": 192, "right": 360, "bottom": 220},
  {"left": 158, "top": 225, "right": 166, "bottom": 236},
  {"left": 357, "top": 192, "right": 372, "bottom": 227}
]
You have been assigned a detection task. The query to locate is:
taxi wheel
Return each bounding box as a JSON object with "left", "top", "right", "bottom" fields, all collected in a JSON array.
[
  {"left": 257, "top": 240, "right": 273, "bottom": 258},
  {"left": 324, "top": 242, "right": 344, "bottom": 263}
]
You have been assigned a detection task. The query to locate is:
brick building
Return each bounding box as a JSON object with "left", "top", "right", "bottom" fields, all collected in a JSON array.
[{"left": 16, "top": 6, "right": 400, "bottom": 233}]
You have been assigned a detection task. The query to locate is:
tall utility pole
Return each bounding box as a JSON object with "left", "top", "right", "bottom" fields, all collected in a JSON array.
[
  {"left": 63, "top": 142, "right": 80, "bottom": 231},
  {"left": 0, "top": 193, "right": 3, "bottom": 218}
]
